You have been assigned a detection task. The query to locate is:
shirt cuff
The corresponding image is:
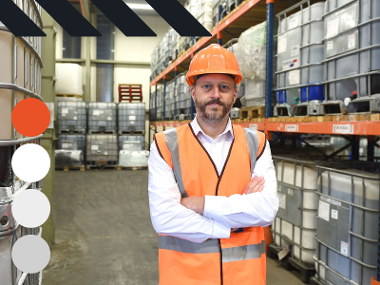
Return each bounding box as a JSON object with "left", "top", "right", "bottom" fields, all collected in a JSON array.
[
  {"left": 204, "top": 195, "right": 227, "bottom": 221},
  {"left": 211, "top": 219, "right": 230, "bottom": 239}
]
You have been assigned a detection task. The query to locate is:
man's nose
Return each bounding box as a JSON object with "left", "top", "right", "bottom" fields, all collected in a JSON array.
[{"left": 210, "top": 84, "right": 221, "bottom": 99}]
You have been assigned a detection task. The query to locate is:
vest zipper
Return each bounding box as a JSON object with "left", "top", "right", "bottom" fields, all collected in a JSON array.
[{"left": 188, "top": 123, "right": 236, "bottom": 285}]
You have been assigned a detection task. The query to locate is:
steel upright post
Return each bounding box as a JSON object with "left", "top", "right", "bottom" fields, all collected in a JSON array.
[
  {"left": 155, "top": 83, "right": 158, "bottom": 122},
  {"left": 265, "top": 0, "right": 274, "bottom": 119},
  {"left": 163, "top": 77, "right": 167, "bottom": 121}
]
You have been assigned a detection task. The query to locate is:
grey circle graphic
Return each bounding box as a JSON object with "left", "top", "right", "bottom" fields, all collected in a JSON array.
[{"left": 12, "top": 235, "right": 50, "bottom": 273}]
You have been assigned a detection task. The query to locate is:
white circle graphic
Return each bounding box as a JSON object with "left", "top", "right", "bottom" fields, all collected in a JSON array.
[
  {"left": 11, "top": 144, "right": 50, "bottom": 183},
  {"left": 12, "top": 190, "right": 50, "bottom": 228},
  {"left": 12, "top": 235, "right": 51, "bottom": 273}
]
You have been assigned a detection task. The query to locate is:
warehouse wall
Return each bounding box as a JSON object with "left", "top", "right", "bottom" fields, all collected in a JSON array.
[{"left": 55, "top": 13, "right": 169, "bottom": 145}]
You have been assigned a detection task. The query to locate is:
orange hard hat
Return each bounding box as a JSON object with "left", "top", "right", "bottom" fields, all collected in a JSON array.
[{"left": 186, "top": 44, "right": 243, "bottom": 86}]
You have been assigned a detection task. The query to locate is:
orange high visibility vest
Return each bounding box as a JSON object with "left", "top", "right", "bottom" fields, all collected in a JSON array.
[{"left": 154, "top": 123, "right": 267, "bottom": 285}]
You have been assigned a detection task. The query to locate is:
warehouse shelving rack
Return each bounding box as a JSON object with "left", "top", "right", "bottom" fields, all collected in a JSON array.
[
  {"left": 149, "top": 1, "right": 380, "bottom": 281},
  {"left": 148, "top": 0, "right": 380, "bottom": 154}
]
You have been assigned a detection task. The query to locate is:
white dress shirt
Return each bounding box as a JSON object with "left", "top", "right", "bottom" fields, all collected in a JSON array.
[{"left": 148, "top": 117, "right": 279, "bottom": 243}]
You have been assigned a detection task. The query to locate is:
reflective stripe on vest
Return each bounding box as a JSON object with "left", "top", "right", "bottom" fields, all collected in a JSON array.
[{"left": 160, "top": 235, "right": 265, "bottom": 262}]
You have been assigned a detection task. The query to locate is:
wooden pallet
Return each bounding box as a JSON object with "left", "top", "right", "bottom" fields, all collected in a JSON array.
[
  {"left": 240, "top": 106, "right": 265, "bottom": 119},
  {"left": 268, "top": 114, "right": 379, "bottom": 123},
  {"left": 88, "top": 130, "right": 117, "bottom": 135},
  {"left": 232, "top": 118, "right": 265, "bottom": 123},
  {"left": 267, "top": 244, "right": 315, "bottom": 284},
  {"left": 58, "top": 129, "right": 86, "bottom": 134},
  {"left": 115, "top": 166, "right": 148, "bottom": 171},
  {"left": 56, "top": 94, "right": 83, "bottom": 98},
  {"left": 56, "top": 165, "right": 85, "bottom": 171},
  {"left": 118, "top": 130, "right": 145, "bottom": 135}
]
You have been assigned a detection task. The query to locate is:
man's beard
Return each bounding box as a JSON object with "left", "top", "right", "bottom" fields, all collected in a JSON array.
[{"left": 194, "top": 95, "right": 233, "bottom": 124}]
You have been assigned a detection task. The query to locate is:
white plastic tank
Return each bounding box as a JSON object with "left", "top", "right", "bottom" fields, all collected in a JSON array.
[
  {"left": 88, "top": 102, "right": 117, "bottom": 132},
  {"left": 119, "top": 150, "right": 150, "bottom": 167},
  {"left": 118, "top": 102, "right": 145, "bottom": 133},
  {"left": 315, "top": 163, "right": 379, "bottom": 285},
  {"left": 86, "top": 134, "right": 118, "bottom": 168},
  {"left": 55, "top": 63, "right": 83, "bottom": 96},
  {"left": 57, "top": 101, "right": 87, "bottom": 133},
  {"left": 118, "top": 134, "right": 145, "bottom": 151}
]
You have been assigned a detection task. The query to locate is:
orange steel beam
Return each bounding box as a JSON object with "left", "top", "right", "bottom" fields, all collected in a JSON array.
[
  {"left": 79, "top": 0, "right": 86, "bottom": 17},
  {"left": 267, "top": 121, "right": 380, "bottom": 136}
]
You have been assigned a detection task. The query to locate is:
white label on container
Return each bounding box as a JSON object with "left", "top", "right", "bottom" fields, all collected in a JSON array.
[
  {"left": 288, "top": 188, "right": 294, "bottom": 196},
  {"left": 93, "top": 110, "right": 100, "bottom": 116},
  {"left": 288, "top": 69, "right": 300, "bottom": 85},
  {"left": 348, "top": 34, "right": 356, "bottom": 49},
  {"left": 327, "top": 41, "right": 334, "bottom": 50},
  {"left": 321, "top": 196, "right": 341, "bottom": 206},
  {"left": 291, "top": 45, "right": 299, "bottom": 56},
  {"left": 331, "top": 209, "right": 338, "bottom": 220},
  {"left": 129, "top": 115, "right": 136, "bottom": 120},
  {"left": 249, "top": 124, "right": 258, "bottom": 130},
  {"left": 104, "top": 151, "right": 108, "bottom": 155},
  {"left": 326, "top": 18, "right": 340, "bottom": 39},
  {"left": 282, "top": 57, "right": 299, "bottom": 70},
  {"left": 61, "top": 108, "right": 68, "bottom": 115},
  {"left": 288, "top": 14, "right": 299, "bottom": 30},
  {"left": 278, "top": 37, "right": 287, "bottom": 54},
  {"left": 73, "top": 116, "right": 77, "bottom": 120},
  {"left": 318, "top": 200, "right": 330, "bottom": 222},
  {"left": 62, "top": 143, "right": 69, "bottom": 148},
  {"left": 124, "top": 145, "right": 130, "bottom": 148},
  {"left": 333, "top": 124, "right": 354, "bottom": 134},
  {"left": 341, "top": 241, "right": 348, "bottom": 256},
  {"left": 278, "top": 193, "right": 286, "bottom": 209},
  {"left": 130, "top": 110, "right": 134, "bottom": 114},
  {"left": 285, "top": 125, "right": 298, "bottom": 132},
  {"left": 107, "top": 116, "right": 112, "bottom": 120},
  {"left": 91, "top": 145, "right": 99, "bottom": 151}
]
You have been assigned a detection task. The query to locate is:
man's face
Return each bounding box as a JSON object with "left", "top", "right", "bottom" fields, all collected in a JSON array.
[{"left": 191, "top": 74, "right": 237, "bottom": 124}]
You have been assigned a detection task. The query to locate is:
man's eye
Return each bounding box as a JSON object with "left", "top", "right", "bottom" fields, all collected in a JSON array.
[
  {"left": 203, "top": 85, "right": 211, "bottom": 89},
  {"left": 220, "top": 85, "right": 229, "bottom": 90}
]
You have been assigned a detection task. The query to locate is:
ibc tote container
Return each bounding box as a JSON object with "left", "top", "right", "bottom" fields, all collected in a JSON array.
[
  {"left": 274, "top": 2, "right": 325, "bottom": 117},
  {"left": 165, "top": 81, "right": 174, "bottom": 120},
  {"left": 272, "top": 156, "right": 319, "bottom": 266},
  {"left": 313, "top": 162, "right": 380, "bottom": 285},
  {"left": 86, "top": 134, "right": 118, "bottom": 168},
  {"left": 117, "top": 102, "right": 145, "bottom": 134},
  {"left": 197, "top": 0, "right": 213, "bottom": 31},
  {"left": 322, "top": 0, "right": 380, "bottom": 114},
  {"left": 57, "top": 134, "right": 86, "bottom": 153},
  {"left": 118, "top": 134, "right": 145, "bottom": 151},
  {"left": 0, "top": 3, "right": 43, "bottom": 140},
  {"left": 119, "top": 150, "right": 150, "bottom": 167},
  {"left": 88, "top": 102, "right": 117, "bottom": 133},
  {"left": 150, "top": 91, "right": 156, "bottom": 121},
  {"left": 57, "top": 101, "right": 87, "bottom": 133},
  {"left": 156, "top": 87, "right": 163, "bottom": 120}
]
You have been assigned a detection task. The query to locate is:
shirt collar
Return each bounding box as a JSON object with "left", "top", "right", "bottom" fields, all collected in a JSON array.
[{"left": 190, "top": 116, "right": 234, "bottom": 140}]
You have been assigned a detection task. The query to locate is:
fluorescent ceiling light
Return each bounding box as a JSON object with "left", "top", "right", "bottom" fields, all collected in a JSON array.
[{"left": 125, "top": 3, "right": 154, "bottom": 10}]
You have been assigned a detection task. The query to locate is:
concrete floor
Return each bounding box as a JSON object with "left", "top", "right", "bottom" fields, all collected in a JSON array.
[{"left": 43, "top": 170, "right": 305, "bottom": 285}]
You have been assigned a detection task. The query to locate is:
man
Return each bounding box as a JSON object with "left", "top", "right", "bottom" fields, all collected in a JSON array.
[{"left": 148, "top": 44, "right": 278, "bottom": 285}]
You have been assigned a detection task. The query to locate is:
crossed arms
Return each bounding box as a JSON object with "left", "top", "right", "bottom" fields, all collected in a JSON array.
[{"left": 148, "top": 140, "right": 279, "bottom": 243}]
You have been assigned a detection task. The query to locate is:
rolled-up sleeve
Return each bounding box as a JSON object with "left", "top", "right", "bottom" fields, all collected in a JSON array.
[
  {"left": 148, "top": 140, "right": 231, "bottom": 243},
  {"left": 203, "top": 140, "right": 279, "bottom": 228}
]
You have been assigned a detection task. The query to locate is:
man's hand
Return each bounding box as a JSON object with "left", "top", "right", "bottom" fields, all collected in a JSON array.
[
  {"left": 181, "top": 196, "right": 205, "bottom": 214},
  {"left": 244, "top": 176, "right": 265, "bottom": 194}
]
